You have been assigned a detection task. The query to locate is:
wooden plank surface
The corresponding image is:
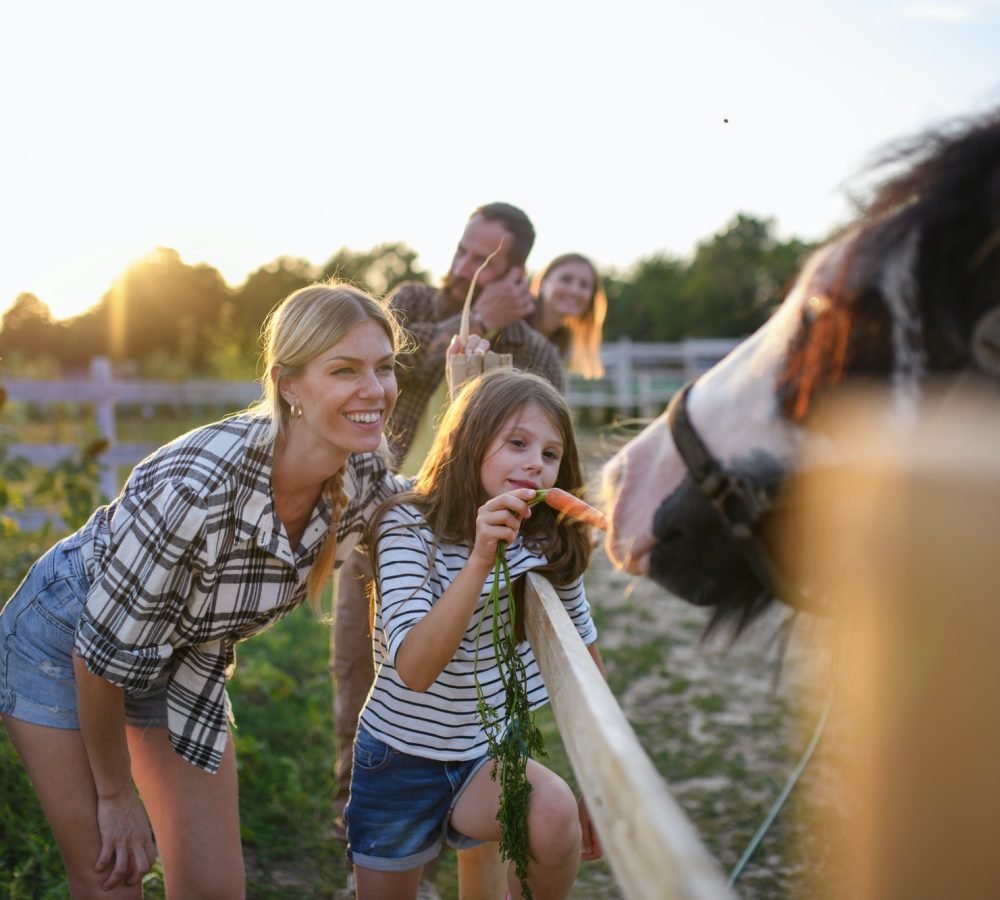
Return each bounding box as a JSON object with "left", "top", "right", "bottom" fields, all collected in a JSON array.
[{"left": 524, "top": 573, "right": 734, "bottom": 900}]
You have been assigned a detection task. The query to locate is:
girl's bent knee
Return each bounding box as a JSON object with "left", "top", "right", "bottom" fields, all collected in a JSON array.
[{"left": 528, "top": 784, "right": 581, "bottom": 861}]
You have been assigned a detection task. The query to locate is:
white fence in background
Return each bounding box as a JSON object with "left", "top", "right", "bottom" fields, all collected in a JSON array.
[{"left": 4, "top": 338, "right": 740, "bottom": 501}]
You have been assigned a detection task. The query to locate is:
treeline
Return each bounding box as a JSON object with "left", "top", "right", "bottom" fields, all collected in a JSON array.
[{"left": 0, "top": 213, "right": 815, "bottom": 378}]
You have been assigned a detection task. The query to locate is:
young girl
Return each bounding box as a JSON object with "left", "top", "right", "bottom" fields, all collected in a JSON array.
[{"left": 346, "top": 369, "right": 605, "bottom": 900}]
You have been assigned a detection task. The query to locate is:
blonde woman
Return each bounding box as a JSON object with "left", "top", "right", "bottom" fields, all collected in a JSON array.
[{"left": 0, "top": 283, "right": 481, "bottom": 898}]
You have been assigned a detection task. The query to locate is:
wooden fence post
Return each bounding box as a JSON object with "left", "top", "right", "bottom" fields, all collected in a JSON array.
[
  {"left": 456, "top": 842, "right": 507, "bottom": 899},
  {"left": 612, "top": 336, "right": 633, "bottom": 417},
  {"left": 523, "top": 574, "right": 734, "bottom": 900},
  {"left": 787, "top": 386, "right": 1000, "bottom": 899},
  {"left": 90, "top": 356, "right": 119, "bottom": 500}
]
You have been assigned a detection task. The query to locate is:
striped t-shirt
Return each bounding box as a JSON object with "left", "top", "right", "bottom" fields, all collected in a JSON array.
[{"left": 359, "top": 502, "right": 598, "bottom": 761}]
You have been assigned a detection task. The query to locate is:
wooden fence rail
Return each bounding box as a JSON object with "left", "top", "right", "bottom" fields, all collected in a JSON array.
[
  {"left": 3, "top": 339, "right": 739, "bottom": 502},
  {"left": 526, "top": 572, "right": 733, "bottom": 899},
  {"left": 456, "top": 574, "right": 734, "bottom": 899}
]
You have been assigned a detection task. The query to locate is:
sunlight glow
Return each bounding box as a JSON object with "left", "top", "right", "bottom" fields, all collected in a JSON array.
[{"left": 1, "top": 1, "right": 997, "bottom": 325}]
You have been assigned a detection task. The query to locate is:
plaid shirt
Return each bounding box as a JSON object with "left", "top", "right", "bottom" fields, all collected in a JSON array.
[
  {"left": 73, "top": 414, "right": 405, "bottom": 773},
  {"left": 387, "top": 282, "right": 566, "bottom": 463}
]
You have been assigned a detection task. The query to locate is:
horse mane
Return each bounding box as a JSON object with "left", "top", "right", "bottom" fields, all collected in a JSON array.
[{"left": 776, "top": 107, "right": 1000, "bottom": 421}]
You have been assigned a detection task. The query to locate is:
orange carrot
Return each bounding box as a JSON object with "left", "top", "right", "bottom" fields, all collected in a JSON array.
[{"left": 536, "top": 488, "right": 608, "bottom": 532}]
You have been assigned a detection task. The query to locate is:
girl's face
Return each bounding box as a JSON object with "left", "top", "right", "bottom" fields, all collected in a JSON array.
[
  {"left": 540, "top": 260, "right": 594, "bottom": 320},
  {"left": 282, "top": 319, "right": 397, "bottom": 458},
  {"left": 480, "top": 402, "right": 564, "bottom": 497}
]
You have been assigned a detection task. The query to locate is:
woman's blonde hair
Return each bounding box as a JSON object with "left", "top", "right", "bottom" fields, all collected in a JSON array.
[
  {"left": 530, "top": 253, "right": 607, "bottom": 379},
  {"left": 252, "top": 281, "right": 408, "bottom": 604}
]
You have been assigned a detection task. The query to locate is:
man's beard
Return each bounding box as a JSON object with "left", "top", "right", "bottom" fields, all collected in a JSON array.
[{"left": 440, "top": 270, "right": 475, "bottom": 313}]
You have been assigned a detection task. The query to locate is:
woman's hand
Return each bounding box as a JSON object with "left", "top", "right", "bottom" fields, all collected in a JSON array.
[
  {"left": 447, "top": 332, "right": 491, "bottom": 356},
  {"left": 94, "top": 787, "right": 158, "bottom": 889},
  {"left": 471, "top": 488, "right": 537, "bottom": 566},
  {"left": 72, "top": 653, "right": 158, "bottom": 888}
]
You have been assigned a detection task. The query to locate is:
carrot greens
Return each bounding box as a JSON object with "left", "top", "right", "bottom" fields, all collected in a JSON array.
[
  {"left": 473, "top": 539, "right": 545, "bottom": 900},
  {"left": 471, "top": 488, "right": 601, "bottom": 898}
]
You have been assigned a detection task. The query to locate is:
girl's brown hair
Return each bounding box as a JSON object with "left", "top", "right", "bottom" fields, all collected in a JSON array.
[{"left": 368, "top": 368, "right": 593, "bottom": 589}]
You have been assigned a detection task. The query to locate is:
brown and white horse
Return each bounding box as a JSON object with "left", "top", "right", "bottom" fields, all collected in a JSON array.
[{"left": 602, "top": 107, "right": 1000, "bottom": 633}]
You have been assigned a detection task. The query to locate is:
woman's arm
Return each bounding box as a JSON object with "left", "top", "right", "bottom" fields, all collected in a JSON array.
[{"left": 73, "top": 653, "right": 157, "bottom": 890}]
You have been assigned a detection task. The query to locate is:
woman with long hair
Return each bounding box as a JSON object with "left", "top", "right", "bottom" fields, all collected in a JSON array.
[
  {"left": 0, "top": 282, "right": 434, "bottom": 898},
  {"left": 530, "top": 253, "right": 608, "bottom": 379}
]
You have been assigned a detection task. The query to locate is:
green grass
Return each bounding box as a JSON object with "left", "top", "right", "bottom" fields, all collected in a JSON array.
[
  {"left": 0, "top": 555, "right": 348, "bottom": 898},
  {"left": 1, "top": 531, "right": 74, "bottom": 899},
  {"left": 0, "top": 554, "right": 611, "bottom": 899}
]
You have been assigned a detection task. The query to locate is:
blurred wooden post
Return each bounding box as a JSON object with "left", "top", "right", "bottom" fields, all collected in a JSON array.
[
  {"left": 457, "top": 842, "right": 507, "bottom": 899},
  {"left": 90, "top": 356, "right": 120, "bottom": 499},
  {"left": 788, "top": 387, "right": 1000, "bottom": 900},
  {"left": 612, "top": 336, "right": 633, "bottom": 416}
]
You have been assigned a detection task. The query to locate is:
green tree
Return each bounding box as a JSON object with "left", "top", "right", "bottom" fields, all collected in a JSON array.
[
  {"left": 0, "top": 294, "right": 60, "bottom": 365},
  {"left": 90, "top": 248, "right": 233, "bottom": 372},
  {"left": 318, "top": 242, "right": 429, "bottom": 296},
  {"left": 604, "top": 254, "right": 688, "bottom": 342},
  {"left": 232, "top": 256, "right": 316, "bottom": 345},
  {"left": 681, "top": 214, "right": 812, "bottom": 337}
]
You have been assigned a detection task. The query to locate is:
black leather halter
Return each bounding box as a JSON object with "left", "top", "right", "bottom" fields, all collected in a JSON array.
[{"left": 666, "top": 380, "right": 808, "bottom": 609}]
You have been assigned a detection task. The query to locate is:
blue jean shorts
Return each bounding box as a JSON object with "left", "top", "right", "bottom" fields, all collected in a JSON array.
[
  {"left": 0, "top": 534, "right": 168, "bottom": 730},
  {"left": 345, "top": 725, "right": 490, "bottom": 871}
]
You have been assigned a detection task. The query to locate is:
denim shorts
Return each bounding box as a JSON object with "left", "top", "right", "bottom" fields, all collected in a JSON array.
[
  {"left": 0, "top": 534, "right": 168, "bottom": 730},
  {"left": 345, "top": 725, "right": 489, "bottom": 870}
]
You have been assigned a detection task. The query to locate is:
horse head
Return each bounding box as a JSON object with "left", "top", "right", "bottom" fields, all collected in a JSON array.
[{"left": 603, "top": 108, "right": 1000, "bottom": 633}]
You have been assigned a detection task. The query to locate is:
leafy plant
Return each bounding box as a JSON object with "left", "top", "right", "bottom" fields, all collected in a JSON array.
[
  {"left": 472, "top": 489, "right": 607, "bottom": 898},
  {"left": 474, "top": 540, "right": 547, "bottom": 899}
]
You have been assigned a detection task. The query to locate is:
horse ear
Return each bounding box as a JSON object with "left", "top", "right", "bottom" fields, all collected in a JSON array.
[{"left": 971, "top": 306, "right": 1000, "bottom": 377}]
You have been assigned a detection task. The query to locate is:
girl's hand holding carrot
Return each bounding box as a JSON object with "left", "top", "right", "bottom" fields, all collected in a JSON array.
[{"left": 472, "top": 488, "right": 537, "bottom": 565}]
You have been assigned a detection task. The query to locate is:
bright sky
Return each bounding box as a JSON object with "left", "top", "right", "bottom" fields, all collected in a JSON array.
[{"left": 1, "top": 0, "right": 998, "bottom": 322}]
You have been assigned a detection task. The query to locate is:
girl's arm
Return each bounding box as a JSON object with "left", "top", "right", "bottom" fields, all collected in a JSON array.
[
  {"left": 72, "top": 653, "right": 157, "bottom": 890},
  {"left": 394, "top": 551, "right": 494, "bottom": 691},
  {"left": 395, "top": 488, "right": 537, "bottom": 691}
]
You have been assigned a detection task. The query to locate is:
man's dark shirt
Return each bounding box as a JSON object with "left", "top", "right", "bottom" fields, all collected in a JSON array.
[{"left": 387, "top": 282, "right": 566, "bottom": 463}]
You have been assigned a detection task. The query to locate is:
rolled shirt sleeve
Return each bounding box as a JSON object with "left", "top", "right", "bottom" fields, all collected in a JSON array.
[{"left": 74, "top": 480, "right": 207, "bottom": 694}]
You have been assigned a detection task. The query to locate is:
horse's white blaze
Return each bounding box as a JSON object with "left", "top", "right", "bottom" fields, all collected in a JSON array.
[
  {"left": 602, "top": 409, "right": 682, "bottom": 574},
  {"left": 602, "top": 245, "right": 835, "bottom": 574}
]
